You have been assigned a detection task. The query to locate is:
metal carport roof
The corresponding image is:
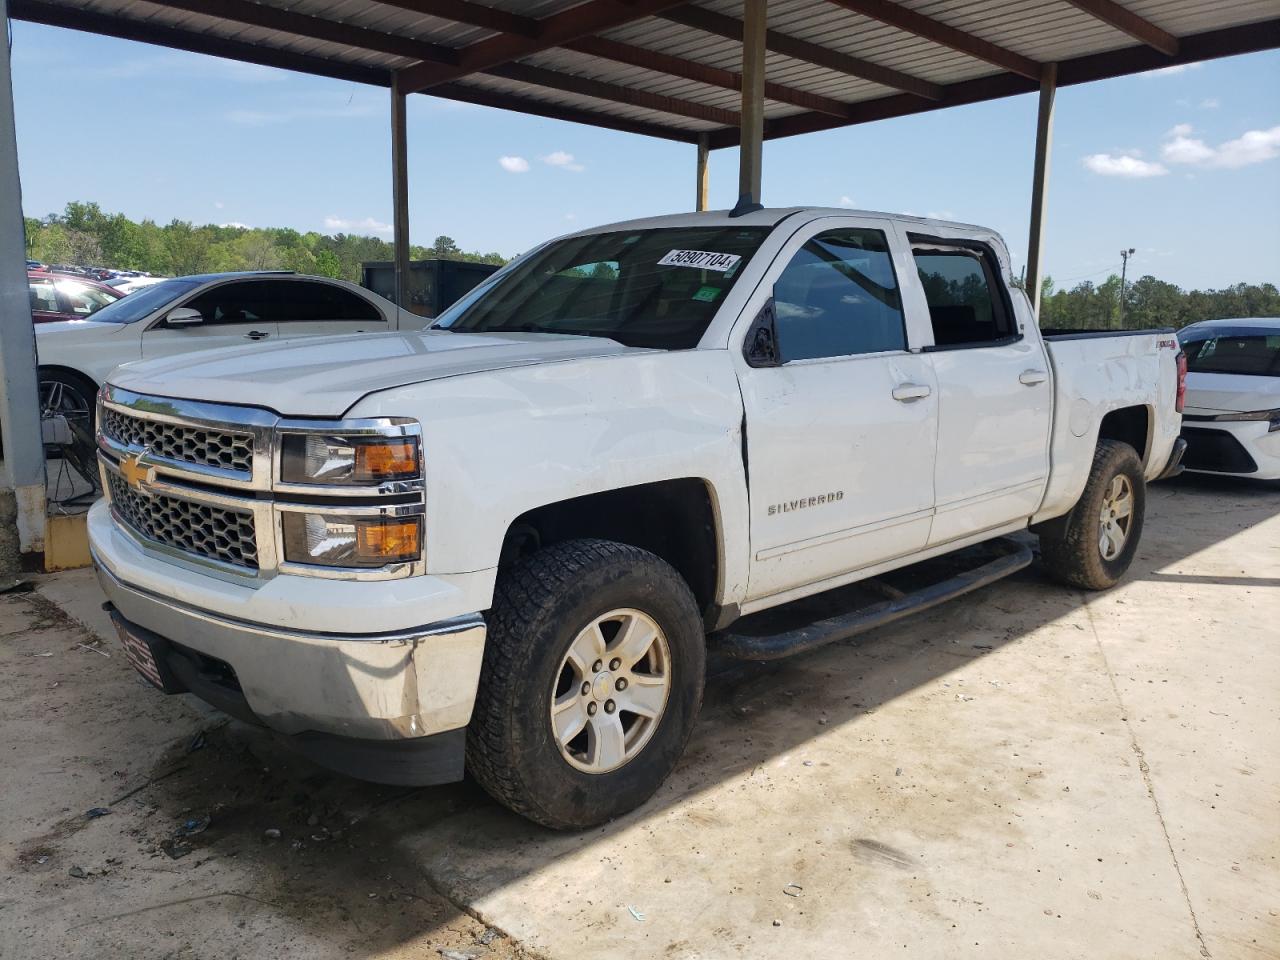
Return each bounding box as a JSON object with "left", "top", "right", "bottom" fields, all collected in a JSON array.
[{"left": 10, "top": 0, "right": 1280, "bottom": 145}]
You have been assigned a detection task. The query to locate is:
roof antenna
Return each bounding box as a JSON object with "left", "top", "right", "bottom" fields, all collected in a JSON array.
[{"left": 729, "top": 194, "right": 763, "bottom": 218}]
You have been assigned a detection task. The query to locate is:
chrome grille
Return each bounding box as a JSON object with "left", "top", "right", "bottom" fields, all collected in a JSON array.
[
  {"left": 106, "top": 473, "right": 258, "bottom": 570},
  {"left": 102, "top": 407, "right": 253, "bottom": 473}
]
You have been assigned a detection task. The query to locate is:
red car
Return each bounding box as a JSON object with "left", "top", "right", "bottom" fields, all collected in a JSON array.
[{"left": 29, "top": 271, "right": 124, "bottom": 323}]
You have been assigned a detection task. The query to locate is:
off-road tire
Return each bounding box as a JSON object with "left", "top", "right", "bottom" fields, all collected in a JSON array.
[
  {"left": 466, "top": 538, "right": 706, "bottom": 830},
  {"left": 1039, "top": 439, "right": 1146, "bottom": 590}
]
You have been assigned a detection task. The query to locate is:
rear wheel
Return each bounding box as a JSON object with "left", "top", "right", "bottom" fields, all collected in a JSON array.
[
  {"left": 467, "top": 539, "right": 705, "bottom": 830},
  {"left": 1039, "top": 439, "right": 1146, "bottom": 590}
]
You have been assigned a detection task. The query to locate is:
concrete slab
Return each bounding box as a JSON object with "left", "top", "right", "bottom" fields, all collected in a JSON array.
[{"left": 1, "top": 477, "right": 1276, "bottom": 959}]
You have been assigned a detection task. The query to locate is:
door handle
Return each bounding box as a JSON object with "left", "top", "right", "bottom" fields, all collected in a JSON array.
[
  {"left": 891, "top": 382, "right": 932, "bottom": 402},
  {"left": 1019, "top": 369, "right": 1048, "bottom": 385},
  {"left": 244, "top": 330, "right": 271, "bottom": 341}
]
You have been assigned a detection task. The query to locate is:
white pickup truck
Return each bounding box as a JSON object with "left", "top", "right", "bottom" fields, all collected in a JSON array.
[{"left": 89, "top": 208, "right": 1186, "bottom": 829}]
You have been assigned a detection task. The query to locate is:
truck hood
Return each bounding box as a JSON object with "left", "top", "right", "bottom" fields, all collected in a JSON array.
[
  {"left": 1184, "top": 371, "right": 1280, "bottom": 415},
  {"left": 107, "top": 330, "right": 646, "bottom": 416}
]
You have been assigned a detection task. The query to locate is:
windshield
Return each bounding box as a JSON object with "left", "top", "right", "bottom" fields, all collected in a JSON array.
[
  {"left": 433, "top": 226, "right": 770, "bottom": 349},
  {"left": 84, "top": 278, "right": 200, "bottom": 323},
  {"left": 1182, "top": 333, "right": 1280, "bottom": 377}
]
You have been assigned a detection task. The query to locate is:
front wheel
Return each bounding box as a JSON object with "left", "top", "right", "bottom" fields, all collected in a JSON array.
[
  {"left": 467, "top": 539, "right": 706, "bottom": 830},
  {"left": 1039, "top": 439, "right": 1146, "bottom": 590}
]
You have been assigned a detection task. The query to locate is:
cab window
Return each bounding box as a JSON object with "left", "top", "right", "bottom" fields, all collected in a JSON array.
[
  {"left": 911, "top": 243, "right": 1016, "bottom": 347},
  {"left": 771, "top": 228, "right": 906, "bottom": 362}
]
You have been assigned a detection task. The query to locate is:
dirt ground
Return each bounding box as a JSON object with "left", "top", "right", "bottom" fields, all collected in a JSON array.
[{"left": 1, "top": 474, "right": 1277, "bottom": 960}]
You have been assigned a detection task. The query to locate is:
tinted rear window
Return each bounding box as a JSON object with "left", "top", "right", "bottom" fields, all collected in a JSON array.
[{"left": 1183, "top": 334, "right": 1280, "bottom": 376}]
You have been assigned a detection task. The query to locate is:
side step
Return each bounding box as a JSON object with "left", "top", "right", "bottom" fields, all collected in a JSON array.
[{"left": 713, "top": 537, "right": 1033, "bottom": 662}]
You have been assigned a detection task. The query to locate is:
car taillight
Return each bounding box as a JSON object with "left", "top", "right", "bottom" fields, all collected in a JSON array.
[{"left": 1175, "top": 351, "right": 1187, "bottom": 413}]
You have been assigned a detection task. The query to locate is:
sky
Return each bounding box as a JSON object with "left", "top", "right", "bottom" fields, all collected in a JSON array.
[{"left": 10, "top": 21, "right": 1280, "bottom": 290}]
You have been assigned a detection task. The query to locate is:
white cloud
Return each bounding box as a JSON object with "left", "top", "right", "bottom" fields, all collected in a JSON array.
[
  {"left": 214, "top": 201, "right": 225, "bottom": 210},
  {"left": 564, "top": 213, "right": 577, "bottom": 221},
  {"left": 1140, "top": 62, "right": 1202, "bottom": 78},
  {"left": 220, "top": 221, "right": 252, "bottom": 229},
  {"left": 1161, "top": 123, "right": 1280, "bottom": 169},
  {"left": 323, "top": 215, "right": 393, "bottom": 238},
  {"left": 542, "top": 150, "right": 585, "bottom": 172},
  {"left": 1199, "top": 98, "right": 1220, "bottom": 110},
  {"left": 838, "top": 195, "right": 856, "bottom": 207},
  {"left": 926, "top": 210, "right": 956, "bottom": 221},
  {"left": 498, "top": 155, "right": 530, "bottom": 173},
  {"left": 1082, "top": 152, "right": 1168, "bottom": 178}
]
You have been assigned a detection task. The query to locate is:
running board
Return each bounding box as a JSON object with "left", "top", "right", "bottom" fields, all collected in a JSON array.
[{"left": 713, "top": 537, "right": 1033, "bottom": 662}]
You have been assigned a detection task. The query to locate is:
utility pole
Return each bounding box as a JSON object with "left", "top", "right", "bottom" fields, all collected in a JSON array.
[{"left": 1118, "top": 247, "right": 1135, "bottom": 329}]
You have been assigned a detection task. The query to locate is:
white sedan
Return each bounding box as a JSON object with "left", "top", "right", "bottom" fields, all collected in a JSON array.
[
  {"left": 1178, "top": 317, "right": 1280, "bottom": 481},
  {"left": 36, "top": 270, "right": 427, "bottom": 429}
]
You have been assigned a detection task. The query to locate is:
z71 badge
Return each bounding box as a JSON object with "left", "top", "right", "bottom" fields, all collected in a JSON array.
[{"left": 768, "top": 491, "right": 844, "bottom": 516}]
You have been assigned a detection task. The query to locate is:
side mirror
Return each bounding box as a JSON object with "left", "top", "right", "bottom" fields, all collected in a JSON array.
[
  {"left": 164, "top": 306, "right": 203, "bottom": 327},
  {"left": 744, "top": 297, "right": 781, "bottom": 368}
]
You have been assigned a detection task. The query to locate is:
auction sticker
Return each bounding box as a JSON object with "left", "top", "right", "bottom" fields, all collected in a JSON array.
[{"left": 658, "top": 249, "right": 742, "bottom": 272}]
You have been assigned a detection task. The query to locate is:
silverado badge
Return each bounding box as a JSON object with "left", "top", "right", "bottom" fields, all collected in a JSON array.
[{"left": 119, "top": 452, "right": 156, "bottom": 492}]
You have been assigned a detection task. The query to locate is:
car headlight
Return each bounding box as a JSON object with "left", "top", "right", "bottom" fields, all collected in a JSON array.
[
  {"left": 279, "top": 433, "right": 420, "bottom": 485},
  {"left": 281, "top": 512, "right": 422, "bottom": 567}
]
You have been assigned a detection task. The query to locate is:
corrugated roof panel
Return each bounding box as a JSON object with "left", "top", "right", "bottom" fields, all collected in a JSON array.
[
  {"left": 454, "top": 72, "right": 715, "bottom": 132},
  {"left": 14, "top": 0, "right": 1280, "bottom": 141},
  {"left": 1129, "top": 0, "right": 1280, "bottom": 36}
]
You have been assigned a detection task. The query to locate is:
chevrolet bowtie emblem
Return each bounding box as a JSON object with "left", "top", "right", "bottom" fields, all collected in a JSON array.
[{"left": 119, "top": 453, "right": 156, "bottom": 491}]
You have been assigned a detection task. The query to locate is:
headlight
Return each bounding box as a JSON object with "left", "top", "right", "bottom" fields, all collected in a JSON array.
[
  {"left": 282, "top": 512, "right": 422, "bottom": 567},
  {"left": 280, "top": 434, "right": 420, "bottom": 486}
]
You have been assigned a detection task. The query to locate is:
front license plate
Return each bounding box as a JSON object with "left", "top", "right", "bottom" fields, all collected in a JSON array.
[{"left": 114, "top": 619, "right": 166, "bottom": 690}]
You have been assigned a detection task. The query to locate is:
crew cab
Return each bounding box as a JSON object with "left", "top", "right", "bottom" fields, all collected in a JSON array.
[{"left": 89, "top": 208, "right": 1186, "bottom": 830}]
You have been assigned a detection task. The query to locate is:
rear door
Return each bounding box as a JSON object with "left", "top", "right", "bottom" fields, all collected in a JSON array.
[
  {"left": 271, "top": 279, "right": 390, "bottom": 342},
  {"left": 907, "top": 236, "right": 1052, "bottom": 546},
  {"left": 141, "top": 279, "right": 282, "bottom": 360},
  {"left": 735, "top": 217, "right": 939, "bottom": 601}
]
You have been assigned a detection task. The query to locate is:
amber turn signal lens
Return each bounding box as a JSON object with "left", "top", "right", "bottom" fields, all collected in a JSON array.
[
  {"left": 355, "top": 440, "right": 418, "bottom": 481},
  {"left": 356, "top": 518, "right": 421, "bottom": 563}
]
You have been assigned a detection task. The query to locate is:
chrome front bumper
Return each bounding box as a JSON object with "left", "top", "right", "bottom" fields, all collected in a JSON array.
[{"left": 94, "top": 557, "right": 487, "bottom": 744}]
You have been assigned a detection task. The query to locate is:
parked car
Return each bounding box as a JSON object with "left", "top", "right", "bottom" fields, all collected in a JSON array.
[
  {"left": 35, "top": 270, "right": 428, "bottom": 430},
  {"left": 29, "top": 271, "right": 124, "bottom": 324},
  {"left": 88, "top": 208, "right": 1185, "bottom": 829},
  {"left": 27, "top": 259, "right": 48, "bottom": 271},
  {"left": 105, "top": 275, "right": 167, "bottom": 295},
  {"left": 1177, "top": 317, "right": 1280, "bottom": 480}
]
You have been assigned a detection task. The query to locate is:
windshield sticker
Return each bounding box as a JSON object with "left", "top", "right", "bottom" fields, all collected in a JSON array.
[
  {"left": 658, "top": 249, "right": 742, "bottom": 272},
  {"left": 692, "top": 285, "right": 722, "bottom": 303}
]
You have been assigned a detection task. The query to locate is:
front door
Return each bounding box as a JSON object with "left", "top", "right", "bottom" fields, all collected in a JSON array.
[
  {"left": 141, "top": 279, "right": 282, "bottom": 361},
  {"left": 736, "top": 219, "right": 939, "bottom": 602},
  {"left": 908, "top": 239, "right": 1052, "bottom": 545}
]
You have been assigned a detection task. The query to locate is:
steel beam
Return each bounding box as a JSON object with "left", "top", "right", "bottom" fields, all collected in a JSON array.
[
  {"left": 738, "top": 0, "right": 766, "bottom": 207},
  {"left": 822, "top": 0, "right": 1040, "bottom": 80},
  {"left": 696, "top": 134, "right": 710, "bottom": 211},
  {"left": 1025, "top": 63, "right": 1056, "bottom": 320},
  {"left": 0, "top": 0, "right": 47, "bottom": 574},
  {"left": 566, "top": 35, "right": 857, "bottom": 119},
  {"left": 662, "top": 5, "right": 942, "bottom": 100},
  {"left": 1062, "top": 0, "right": 1178, "bottom": 56},
  {"left": 391, "top": 74, "right": 412, "bottom": 314},
  {"left": 398, "top": 0, "right": 688, "bottom": 93}
]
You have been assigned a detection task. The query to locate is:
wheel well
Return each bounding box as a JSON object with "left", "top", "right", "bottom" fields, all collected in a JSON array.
[
  {"left": 500, "top": 479, "right": 721, "bottom": 623},
  {"left": 38, "top": 364, "right": 98, "bottom": 391},
  {"left": 1097, "top": 405, "right": 1151, "bottom": 464}
]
